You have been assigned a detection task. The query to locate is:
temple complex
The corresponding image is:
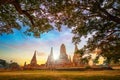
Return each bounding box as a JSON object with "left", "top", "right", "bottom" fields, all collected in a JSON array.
[
  {"left": 23, "top": 43, "right": 105, "bottom": 69},
  {"left": 24, "top": 44, "right": 80, "bottom": 69}
]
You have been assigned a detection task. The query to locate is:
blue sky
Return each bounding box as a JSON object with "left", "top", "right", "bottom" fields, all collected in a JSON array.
[{"left": 0, "top": 24, "right": 89, "bottom": 65}]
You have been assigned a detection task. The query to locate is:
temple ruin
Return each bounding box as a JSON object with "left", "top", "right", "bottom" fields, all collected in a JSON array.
[{"left": 23, "top": 44, "right": 105, "bottom": 69}]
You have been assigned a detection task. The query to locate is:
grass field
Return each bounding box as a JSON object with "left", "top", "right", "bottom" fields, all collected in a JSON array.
[{"left": 0, "top": 70, "right": 120, "bottom": 80}]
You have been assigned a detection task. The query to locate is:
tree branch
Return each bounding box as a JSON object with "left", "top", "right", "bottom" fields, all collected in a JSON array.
[
  {"left": 11, "top": 0, "right": 35, "bottom": 26},
  {"left": 94, "top": 0, "right": 120, "bottom": 24},
  {"left": 0, "top": 0, "right": 15, "bottom": 5},
  {"left": 99, "top": 8, "right": 120, "bottom": 24}
]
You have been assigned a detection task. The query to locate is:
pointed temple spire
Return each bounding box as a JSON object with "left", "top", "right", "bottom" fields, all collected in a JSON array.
[
  {"left": 46, "top": 47, "right": 54, "bottom": 65},
  {"left": 50, "top": 47, "right": 53, "bottom": 56},
  {"left": 30, "top": 50, "right": 37, "bottom": 66}
]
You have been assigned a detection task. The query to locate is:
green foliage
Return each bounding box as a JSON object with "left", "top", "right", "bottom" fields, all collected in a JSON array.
[
  {"left": 81, "top": 57, "right": 89, "bottom": 64},
  {"left": 9, "top": 62, "right": 20, "bottom": 69},
  {"left": 0, "top": 59, "right": 10, "bottom": 68},
  {"left": 75, "top": 49, "right": 84, "bottom": 55},
  {"left": 0, "top": 0, "right": 53, "bottom": 37},
  {"left": 0, "top": 59, "right": 7, "bottom": 67},
  {"left": 93, "top": 56, "right": 99, "bottom": 64}
]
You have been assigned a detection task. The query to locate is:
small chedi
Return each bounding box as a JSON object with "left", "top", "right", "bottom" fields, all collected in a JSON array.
[
  {"left": 24, "top": 51, "right": 39, "bottom": 69},
  {"left": 46, "top": 47, "right": 54, "bottom": 66},
  {"left": 30, "top": 51, "right": 37, "bottom": 66},
  {"left": 24, "top": 43, "right": 106, "bottom": 69}
]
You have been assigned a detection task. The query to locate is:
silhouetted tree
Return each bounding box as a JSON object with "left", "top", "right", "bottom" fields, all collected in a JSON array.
[{"left": 9, "top": 62, "right": 20, "bottom": 70}]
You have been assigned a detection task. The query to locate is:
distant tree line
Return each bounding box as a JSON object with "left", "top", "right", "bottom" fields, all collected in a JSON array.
[{"left": 0, "top": 59, "right": 20, "bottom": 70}]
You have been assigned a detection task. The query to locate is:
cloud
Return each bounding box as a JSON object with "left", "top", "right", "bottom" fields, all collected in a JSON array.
[{"left": 37, "top": 52, "right": 48, "bottom": 57}]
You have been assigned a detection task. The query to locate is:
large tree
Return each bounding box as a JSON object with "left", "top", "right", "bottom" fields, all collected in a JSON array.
[
  {"left": 0, "top": 0, "right": 54, "bottom": 37},
  {"left": 0, "top": 0, "right": 120, "bottom": 62}
]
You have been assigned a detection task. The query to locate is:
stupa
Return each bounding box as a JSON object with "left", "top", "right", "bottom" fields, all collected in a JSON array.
[
  {"left": 55, "top": 44, "right": 70, "bottom": 65},
  {"left": 30, "top": 50, "right": 37, "bottom": 66},
  {"left": 46, "top": 47, "right": 54, "bottom": 66}
]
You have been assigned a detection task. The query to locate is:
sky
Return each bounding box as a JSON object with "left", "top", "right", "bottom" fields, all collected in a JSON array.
[{"left": 0, "top": 24, "right": 90, "bottom": 66}]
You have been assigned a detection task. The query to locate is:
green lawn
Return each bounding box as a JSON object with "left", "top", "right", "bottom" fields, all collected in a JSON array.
[{"left": 0, "top": 70, "right": 120, "bottom": 80}]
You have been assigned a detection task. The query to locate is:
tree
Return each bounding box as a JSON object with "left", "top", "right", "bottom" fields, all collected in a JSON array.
[
  {"left": 0, "top": 0, "right": 53, "bottom": 37},
  {"left": 75, "top": 48, "right": 84, "bottom": 55},
  {"left": 0, "top": 0, "right": 120, "bottom": 62},
  {"left": 0, "top": 59, "right": 7, "bottom": 67},
  {"left": 9, "top": 62, "right": 20, "bottom": 70},
  {"left": 0, "top": 59, "right": 9, "bottom": 68}
]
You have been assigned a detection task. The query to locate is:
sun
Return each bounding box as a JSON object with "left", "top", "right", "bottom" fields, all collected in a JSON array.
[{"left": 53, "top": 54, "right": 59, "bottom": 60}]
